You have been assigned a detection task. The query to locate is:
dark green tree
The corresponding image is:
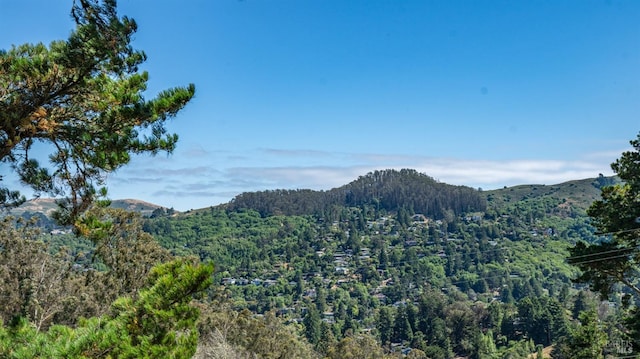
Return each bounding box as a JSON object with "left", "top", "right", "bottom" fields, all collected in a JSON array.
[
  {"left": 376, "top": 306, "right": 394, "bottom": 347},
  {"left": 569, "top": 310, "right": 607, "bottom": 359},
  {"left": 0, "top": 0, "right": 195, "bottom": 222},
  {"left": 572, "top": 291, "right": 595, "bottom": 320},
  {"left": 303, "top": 303, "right": 322, "bottom": 346},
  {"left": 517, "top": 296, "right": 568, "bottom": 346},
  {"left": 317, "top": 321, "right": 336, "bottom": 354},
  {"left": 552, "top": 310, "right": 607, "bottom": 359},
  {"left": 393, "top": 305, "right": 413, "bottom": 343},
  {"left": 569, "top": 132, "right": 640, "bottom": 298}
]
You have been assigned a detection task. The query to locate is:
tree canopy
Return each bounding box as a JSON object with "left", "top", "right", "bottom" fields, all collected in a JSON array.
[
  {"left": 0, "top": 0, "right": 195, "bottom": 223},
  {"left": 569, "top": 132, "right": 640, "bottom": 298}
]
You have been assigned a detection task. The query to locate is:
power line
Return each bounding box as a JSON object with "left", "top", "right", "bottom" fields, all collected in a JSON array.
[
  {"left": 569, "top": 252, "right": 637, "bottom": 266},
  {"left": 594, "top": 227, "right": 640, "bottom": 237},
  {"left": 566, "top": 246, "right": 637, "bottom": 262}
]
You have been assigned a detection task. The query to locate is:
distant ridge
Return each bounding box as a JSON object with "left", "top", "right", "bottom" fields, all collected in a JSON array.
[
  {"left": 9, "top": 171, "right": 616, "bottom": 219},
  {"left": 107, "top": 199, "right": 169, "bottom": 216},
  {"left": 9, "top": 198, "right": 167, "bottom": 218},
  {"left": 484, "top": 175, "right": 618, "bottom": 211}
]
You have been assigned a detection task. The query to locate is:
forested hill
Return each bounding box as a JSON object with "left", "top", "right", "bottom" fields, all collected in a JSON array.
[
  {"left": 227, "top": 169, "right": 486, "bottom": 218},
  {"left": 141, "top": 171, "right": 621, "bottom": 358},
  {"left": 19, "top": 170, "right": 621, "bottom": 357}
]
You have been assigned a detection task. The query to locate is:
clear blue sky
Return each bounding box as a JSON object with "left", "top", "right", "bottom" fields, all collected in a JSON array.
[{"left": 2, "top": 0, "right": 639, "bottom": 210}]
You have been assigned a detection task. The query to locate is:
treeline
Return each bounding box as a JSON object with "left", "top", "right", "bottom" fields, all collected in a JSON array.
[{"left": 228, "top": 169, "right": 486, "bottom": 219}]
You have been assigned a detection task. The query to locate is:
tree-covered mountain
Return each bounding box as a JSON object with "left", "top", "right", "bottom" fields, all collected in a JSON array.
[
  {"left": 228, "top": 169, "right": 486, "bottom": 219},
  {"left": 4, "top": 168, "right": 626, "bottom": 357},
  {"left": 137, "top": 169, "right": 625, "bottom": 358}
]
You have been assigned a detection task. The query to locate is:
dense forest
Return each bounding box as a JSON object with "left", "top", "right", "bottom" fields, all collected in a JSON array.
[{"left": 228, "top": 169, "right": 486, "bottom": 218}]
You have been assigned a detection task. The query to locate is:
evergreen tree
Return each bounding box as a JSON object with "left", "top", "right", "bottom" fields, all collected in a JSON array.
[
  {"left": 569, "top": 132, "right": 640, "bottom": 298},
  {"left": 316, "top": 286, "right": 327, "bottom": 313},
  {"left": 517, "top": 296, "right": 568, "bottom": 346},
  {"left": 476, "top": 329, "right": 497, "bottom": 359},
  {"left": 317, "top": 321, "right": 336, "bottom": 354},
  {"left": 554, "top": 310, "right": 607, "bottom": 359},
  {"left": 572, "top": 291, "right": 595, "bottom": 320},
  {"left": 0, "top": 0, "right": 195, "bottom": 222},
  {"left": 376, "top": 306, "right": 394, "bottom": 347},
  {"left": 501, "top": 286, "right": 515, "bottom": 304},
  {"left": 393, "top": 305, "right": 413, "bottom": 343},
  {"left": 0, "top": 258, "right": 213, "bottom": 358},
  {"left": 303, "top": 304, "right": 322, "bottom": 346},
  {"left": 378, "top": 247, "right": 388, "bottom": 270}
]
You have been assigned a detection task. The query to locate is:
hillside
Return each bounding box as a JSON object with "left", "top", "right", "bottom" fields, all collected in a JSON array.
[
  {"left": 9, "top": 198, "right": 167, "bottom": 218},
  {"left": 484, "top": 175, "right": 617, "bottom": 210},
  {"left": 140, "top": 169, "right": 621, "bottom": 358},
  {"left": 10, "top": 169, "right": 612, "bottom": 222},
  {"left": 7, "top": 198, "right": 168, "bottom": 231},
  {"left": 7, "top": 170, "right": 622, "bottom": 357}
]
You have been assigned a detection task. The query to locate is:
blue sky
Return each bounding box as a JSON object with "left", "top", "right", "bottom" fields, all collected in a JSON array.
[{"left": 2, "top": 0, "right": 639, "bottom": 210}]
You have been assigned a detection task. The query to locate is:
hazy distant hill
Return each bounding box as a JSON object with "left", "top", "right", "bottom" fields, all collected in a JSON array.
[{"left": 9, "top": 198, "right": 167, "bottom": 218}]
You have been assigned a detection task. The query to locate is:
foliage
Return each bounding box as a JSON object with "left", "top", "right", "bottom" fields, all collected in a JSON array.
[
  {"left": 568, "top": 310, "right": 608, "bottom": 359},
  {"left": 516, "top": 296, "right": 568, "bottom": 347},
  {"left": 0, "top": 205, "right": 172, "bottom": 330},
  {"left": 0, "top": 0, "right": 194, "bottom": 223},
  {"left": 325, "top": 334, "right": 388, "bottom": 359},
  {"left": 195, "top": 303, "right": 318, "bottom": 358},
  {"left": 78, "top": 206, "right": 171, "bottom": 301},
  {"left": 0, "top": 258, "right": 212, "bottom": 358},
  {"left": 0, "top": 217, "right": 81, "bottom": 331},
  {"left": 569, "top": 132, "right": 640, "bottom": 298},
  {"left": 552, "top": 310, "right": 607, "bottom": 359}
]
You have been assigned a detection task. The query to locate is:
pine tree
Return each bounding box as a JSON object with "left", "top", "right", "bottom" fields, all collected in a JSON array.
[
  {"left": 0, "top": 0, "right": 195, "bottom": 222},
  {"left": 303, "top": 304, "right": 321, "bottom": 346},
  {"left": 376, "top": 306, "right": 393, "bottom": 347},
  {"left": 558, "top": 310, "right": 607, "bottom": 359},
  {"left": 569, "top": 132, "right": 640, "bottom": 298},
  {"left": 572, "top": 291, "right": 594, "bottom": 320},
  {"left": 317, "top": 321, "right": 336, "bottom": 354},
  {"left": 476, "top": 329, "right": 497, "bottom": 359},
  {"left": 393, "top": 305, "right": 413, "bottom": 343}
]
